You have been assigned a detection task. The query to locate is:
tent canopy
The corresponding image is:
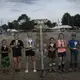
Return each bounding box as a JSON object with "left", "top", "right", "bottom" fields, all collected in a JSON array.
[{"left": 51, "top": 25, "right": 72, "bottom": 29}]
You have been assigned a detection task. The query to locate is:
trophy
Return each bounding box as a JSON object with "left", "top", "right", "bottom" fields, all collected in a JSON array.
[
  {"left": 15, "top": 40, "right": 18, "bottom": 47},
  {"left": 50, "top": 43, "right": 55, "bottom": 51},
  {"left": 74, "top": 41, "right": 77, "bottom": 49},
  {"left": 28, "top": 39, "right": 32, "bottom": 48},
  {"left": 50, "top": 43, "right": 54, "bottom": 47}
]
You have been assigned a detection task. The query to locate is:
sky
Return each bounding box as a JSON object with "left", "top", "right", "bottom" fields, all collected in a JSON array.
[{"left": 0, "top": 0, "right": 80, "bottom": 25}]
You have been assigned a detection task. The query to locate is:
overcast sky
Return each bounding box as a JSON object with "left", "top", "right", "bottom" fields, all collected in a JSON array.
[{"left": 0, "top": 0, "right": 80, "bottom": 24}]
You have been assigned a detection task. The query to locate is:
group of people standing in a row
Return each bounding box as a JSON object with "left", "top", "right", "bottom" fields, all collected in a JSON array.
[{"left": 0, "top": 33, "right": 79, "bottom": 73}]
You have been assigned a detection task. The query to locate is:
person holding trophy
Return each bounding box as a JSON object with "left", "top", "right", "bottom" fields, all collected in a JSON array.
[
  {"left": 47, "top": 37, "right": 57, "bottom": 72},
  {"left": 68, "top": 33, "right": 79, "bottom": 71},
  {"left": 24, "top": 33, "right": 37, "bottom": 73},
  {"left": 10, "top": 33, "right": 24, "bottom": 72},
  {"left": 56, "top": 33, "right": 67, "bottom": 72}
]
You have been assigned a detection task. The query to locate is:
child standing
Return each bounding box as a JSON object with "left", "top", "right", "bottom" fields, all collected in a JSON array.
[
  {"left": 68, "top": 33, "right": 79, "bottom": 71},
  {"left": 47, "top": 37, "right": 57, "bottom": 72},
  {"left": 0, "top": 39, "right": 10, "bottom": 73},
  {"left": 56, "top": 33, "right": 67, "bottom": 72}
]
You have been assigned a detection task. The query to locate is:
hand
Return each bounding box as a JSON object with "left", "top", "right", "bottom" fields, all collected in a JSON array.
[
  {"left": 2, "top": 51, "right": 7, "bottom": 53},
  {"left": 49, "top": 48, "right": 55, "bottom": 51},
  {"left": 17, "top": 43, "right": 20, "bottom": 45}
]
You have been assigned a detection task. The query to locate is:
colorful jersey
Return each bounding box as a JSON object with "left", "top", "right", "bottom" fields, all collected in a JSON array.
[
  {"left": 57, "top": 40, "right": 66, "bottom": 53},
  {"left": 68, "top": 40, "right": 79, "bottom": 49}
]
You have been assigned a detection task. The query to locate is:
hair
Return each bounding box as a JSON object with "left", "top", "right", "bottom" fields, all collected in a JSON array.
[
  {"left": 1, "top": 39, "right": 7, "bottom": 44},
  {"left": 49, "top": 37, "right": 54, "bottom": 41},
  {"left": 71, "top": 33, "right": 76, "bottom": 37},
  {"left": 58, "top": 33, "right": 64, "bottom": 39},
  {"left": 14, "top": 33, "right": 19, "bottom": 37}
]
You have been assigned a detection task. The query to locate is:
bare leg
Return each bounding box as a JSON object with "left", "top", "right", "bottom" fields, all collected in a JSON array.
[
  {"left": 13, "top": 57, "right": 18, "bottom": 71},
  {"left": 25, "top": 56, "right": 29, "bottom": 73},
  {"left": 58, "top": 57, "right": 62, "bottom": 71},
  {"left": 31, "top": 56, "right": 37, "bottom": 72},
  {"left": 17, "top": 56, "right": 21, "bottom": 71}
]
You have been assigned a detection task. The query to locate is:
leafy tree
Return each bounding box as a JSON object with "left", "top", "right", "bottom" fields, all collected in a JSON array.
[
  {"left": 8, "top": 22, "right": 13, "bottom": 29},
  {"left": 18, "top": 14, "right": 35, "bottom": 31},
  {"left": 1, "top": 24, "right": 8, "bottom": 31},
  {"left": 62, "top": 12, "right": 71, "bottom": 25},
  {"left": 12, "top": 20, "right": 19, "bottom": 30},
  {"left": 74, "top": 14, "right": 80, "bottom": 27},
  {"left": 52, "top": 22, "right": 57, "bottom": 27},
  {"left": 45, "top": 20, "right": 52, "bottom": 28}
]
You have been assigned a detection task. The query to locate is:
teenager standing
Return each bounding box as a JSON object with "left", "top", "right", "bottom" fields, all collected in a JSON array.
[
  {"left": 10, "top": 33, "right": 24, "bottom": 72},
  {"left": 56, "top": 33, "right": 67, "bottom": 72},
  {"left": 24, "top": 34, "right": 37, "bottom": 73},
  {"left": 47, "top": 37, "right": 57, "bottom": 72},
  {"left": 68, "top": 33, "right": 79, "bottom": 71}
]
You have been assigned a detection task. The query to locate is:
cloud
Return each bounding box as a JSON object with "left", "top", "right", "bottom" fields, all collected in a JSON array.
[
  {"left": 6, "top": 0, "right": 37, "bottom": 4},
  {"left": 0, "top": 0, "right": 80, "bottom": 25},
  {"left": 67, "top": 0, "right": 80, "bottom": 4}
]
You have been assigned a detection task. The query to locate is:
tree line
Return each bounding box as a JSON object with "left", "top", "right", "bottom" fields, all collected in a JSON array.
[
  {"left": 62, "top": 12, "right": 80, "bottom": 28},
  {"left": 1, "top": 12, "right": 80, "bottom": 31}
]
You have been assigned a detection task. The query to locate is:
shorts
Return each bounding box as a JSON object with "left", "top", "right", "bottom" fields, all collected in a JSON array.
[
  {"left": 58, "top": 52, "right": 66, "bottom": 57},
  {"left": 26, "top": 49, "right": 35, "bottom": 56},
  {"left": 47, "top": 50, "right": 56, "bottom": 59},
  {"left": 12, "top": 48, "right": 22, "bottom": 57},
  {"left": 1, "top": 54, "right": 10, "bottom": 67}
]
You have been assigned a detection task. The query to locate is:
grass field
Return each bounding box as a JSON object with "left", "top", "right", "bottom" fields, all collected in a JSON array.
[{"left": 0, "top": 31, "right": 80, "bottom": 80}]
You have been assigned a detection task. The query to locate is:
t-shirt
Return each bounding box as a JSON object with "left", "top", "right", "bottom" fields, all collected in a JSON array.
[
  {"left": 1, "top": 45, "right": 9, "bottom": 57},
  {"left": 57, "top": 40, "right": 66, "bottom": 53},
  {"left": 10, "top": 40, "right": 24, "bottom": 51},
  {"left": 68, "top": 40, "right": 79, "bottom": 49}
]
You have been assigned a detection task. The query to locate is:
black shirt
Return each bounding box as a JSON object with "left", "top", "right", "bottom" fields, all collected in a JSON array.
[
  {"left": 10, "top": 40, "right": 24, "bottom": 50},
  {"left": 1, "top": 46, "right": 9, "bottom": 57}
]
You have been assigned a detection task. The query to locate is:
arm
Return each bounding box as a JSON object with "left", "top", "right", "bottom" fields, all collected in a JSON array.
[
  {"left": 10, "top": 40, "right": 16, "bottom": 48},
  {"left": 19, "top": 40, "right": 24, "bottom": 48}
]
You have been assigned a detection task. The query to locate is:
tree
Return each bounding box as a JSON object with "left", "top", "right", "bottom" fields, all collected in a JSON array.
[
  {"left": 52, "top": 22, "right": 57, "bottom": 27},
  {"left": 62, "top": 12, "right": 71, "bottom": 25},
  {"left": 17, "top": 14, "right": 35, "bottom": 31},
  {"left": 12, "top": 20, "right": 19, "bottom": 30},
  {"left": 1, "top": 24, "right": 8, "bottom": 31},
  {"left": 45, "top": 20, "right": 52, "bottom": 28},
  {"left": 74, "top": 14, "right": 80, "bottom": 27},
  {"left": 8, "top": 22, "right": 13, "bottom": 29}
]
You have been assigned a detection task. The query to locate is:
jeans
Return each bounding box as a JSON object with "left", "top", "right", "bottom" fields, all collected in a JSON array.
[{"left": 70, "top": 50, "right": 78, "bottom": 68}]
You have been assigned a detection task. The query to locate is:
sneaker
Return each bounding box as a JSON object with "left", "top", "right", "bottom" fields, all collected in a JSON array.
[
  {"left": 69, "top": 68, "right": 73, "bottom": 72},
  {"left": 25, "top": 70, "right": 28, "bottom": 73},
  {"left": 74, "top": 68, "right": 78, "bottom": 71},
  {"left": 62, "top": 69, "right": 66, "bottom": 72},
  {"left": 17, "top": 69, "right": 20, "bottom": 72},
  {"left": 15, "top": 69, "right": 18, "bottom": 72},
  {"left": 33, "top": 69, "right": 37, "bottom": 72}
]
